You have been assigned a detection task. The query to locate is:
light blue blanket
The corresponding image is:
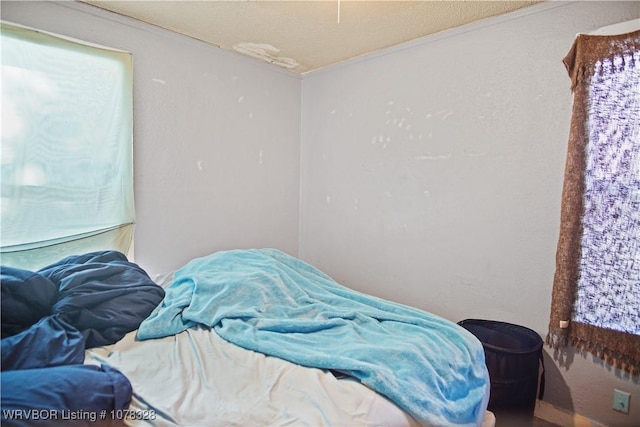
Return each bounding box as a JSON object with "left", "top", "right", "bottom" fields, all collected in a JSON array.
[{"left": 137, "top": 249, "right": 489, "bottom": 426}]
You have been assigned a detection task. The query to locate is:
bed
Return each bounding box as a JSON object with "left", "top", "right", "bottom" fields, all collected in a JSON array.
[{"left": 1, "top": 248, "right": 493, "bottom": 427}]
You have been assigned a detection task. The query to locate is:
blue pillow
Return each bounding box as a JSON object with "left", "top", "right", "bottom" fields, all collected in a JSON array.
[
  {"left": 1, "top": 364, "right": 132, "bottom": 426},
  {"left": 38, "top": 251, "right": 165, "bottom": 348},
  {"left": 1, "top": 316, "right": 85, "bottom": 371},
  {"left": 1, "top": 267, "right": 57, "bottom": 338}
]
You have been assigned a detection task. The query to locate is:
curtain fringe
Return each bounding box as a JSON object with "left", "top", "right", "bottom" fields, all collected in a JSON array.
[
  {"left": 571, "top": 337, "right": 640, "bottom": 376},
  {"left": 546, "top": 331, "right": 639, "bottom": 376},
  {"left": 545, "top": 331, "right": 569, "bottom": 349}
]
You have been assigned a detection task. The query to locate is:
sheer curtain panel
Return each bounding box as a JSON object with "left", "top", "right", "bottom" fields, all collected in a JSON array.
[{"left": 1, "top": 22, "right": 134, "bottom": 270}]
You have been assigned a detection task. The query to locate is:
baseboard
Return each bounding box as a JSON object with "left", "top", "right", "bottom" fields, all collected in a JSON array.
[{"left": 534, "top": 401, "right": 608, "bottom": 427}]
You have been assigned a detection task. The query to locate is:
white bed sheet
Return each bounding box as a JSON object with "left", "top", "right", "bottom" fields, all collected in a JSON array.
[{"left": 85, "top": 326, "right": 422, "bottom": 427}]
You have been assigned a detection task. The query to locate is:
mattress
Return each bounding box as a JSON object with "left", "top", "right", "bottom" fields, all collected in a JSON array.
[{"left": 85, "top": 326, "right": 422, "bottom": 426}]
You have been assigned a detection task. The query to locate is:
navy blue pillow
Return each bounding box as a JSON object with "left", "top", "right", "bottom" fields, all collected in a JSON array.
[
  {"left": 38, "top": 251, "right": 165, "bottom": 348},
  {"left": 1, "top": 364, "right": 132, "bottom": 426},
  {"left": 1, "top": 316, "right": 85, "bottom": 371},
  {"left": 1, "top": 267, "right": 57, "bottom": 338}
]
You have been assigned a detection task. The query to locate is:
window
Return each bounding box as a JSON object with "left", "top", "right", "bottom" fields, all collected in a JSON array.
[
  {"left": 573, "top": 51, "right": 640, "bottom": 335},
  {"left": 548, "top": 28, "right": 639, "bottom": 374},
  {"left": 1, "top": 22, "right": 134, "bottom": 270}
]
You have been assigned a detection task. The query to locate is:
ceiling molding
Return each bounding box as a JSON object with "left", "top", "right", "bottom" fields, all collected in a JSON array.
[
  {"left": 79, "top": 0, "right": 544, "bottom": 74},
  {"left": 303, "top": 0, "right": 570, "bottom": 77}
]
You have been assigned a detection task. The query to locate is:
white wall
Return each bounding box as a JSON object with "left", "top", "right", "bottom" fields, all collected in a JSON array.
[
  {"left": 4, "top": 1, "right": 640, "bottom": 425},
  {"left": 1, "top": 0, "right": 302, "bottom": 276},
  {"left": 300, "top": 1, "right": 639, "bottom": 426}
]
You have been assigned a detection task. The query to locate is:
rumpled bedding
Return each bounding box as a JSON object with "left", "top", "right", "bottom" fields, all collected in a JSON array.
[
  {"left": 137, "top": 248, "right": 489, "bottom": 427},
  {"left": 86, "top": 327, "right": 422, "bottom": 427},
  {"left": 1, "top": 251, "right": 165, "bottom": 426}
]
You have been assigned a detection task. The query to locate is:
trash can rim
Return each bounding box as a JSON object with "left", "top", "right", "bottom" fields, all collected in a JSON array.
[{"left": 458, "top": 318, "right": 544, "bottom": 355}]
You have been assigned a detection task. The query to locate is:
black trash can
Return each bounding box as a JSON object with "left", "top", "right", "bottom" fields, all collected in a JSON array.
[{"left": 458, "top": 319, "right": 544, "bottom": 412}]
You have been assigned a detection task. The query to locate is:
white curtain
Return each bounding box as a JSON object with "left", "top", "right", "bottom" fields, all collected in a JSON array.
[{"left": 1, "top": 22, "right": 134, "bottom": 270}]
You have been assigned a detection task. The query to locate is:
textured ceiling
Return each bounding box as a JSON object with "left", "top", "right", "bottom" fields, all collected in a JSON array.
[{"left": 82, "top": 1, "right": 543, "bottom": 74}]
